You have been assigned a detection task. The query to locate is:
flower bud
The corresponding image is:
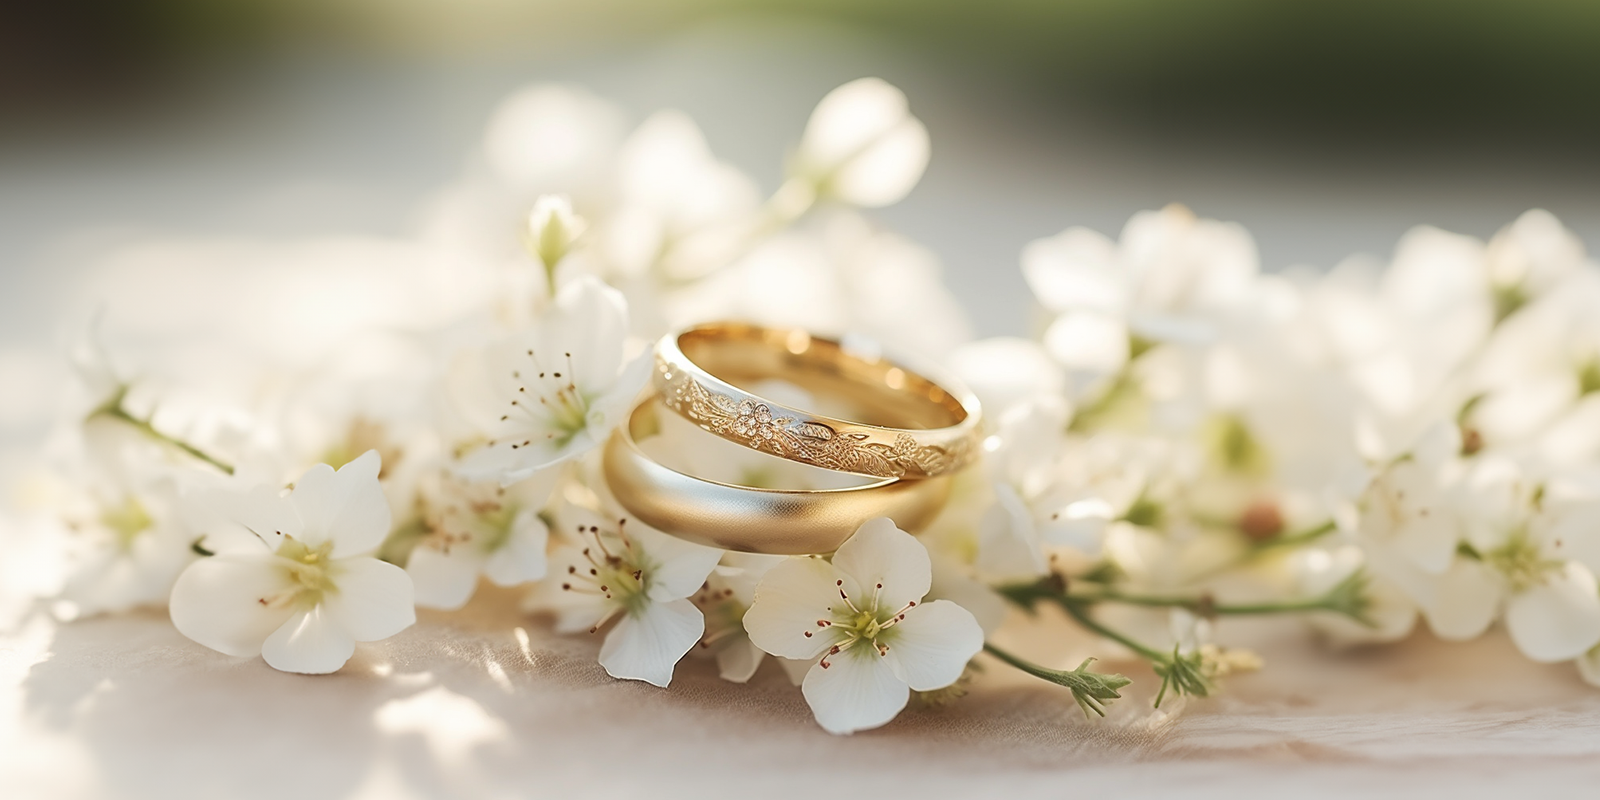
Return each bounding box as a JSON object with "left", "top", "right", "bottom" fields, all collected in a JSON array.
[
  {"left": 526, "top": 195, "right": 587, "bottom": 271},
  {"left": 794, "top": 78, "right": 930, "bottom": 208}
]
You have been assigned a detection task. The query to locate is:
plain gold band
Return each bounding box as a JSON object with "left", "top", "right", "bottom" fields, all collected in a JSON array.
[
  {"left": 654, "top": 322, "right": 982, "bottom": 478},
  {"left": 602, "top": 398, "right": 952, "bottom": 555}
]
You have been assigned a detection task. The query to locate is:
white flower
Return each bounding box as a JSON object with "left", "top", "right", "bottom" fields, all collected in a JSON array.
[
  {"left": 1355, "top": 425, "right": 1463, "bottom": 575},
  {"left": 169, "top": 451, "right": 415, "bottom": 674},
  {"left": 742, "top": 518, "right": 984, "bottom": 734},
  {"left": 1023, "top": 205, "right": 1258, "bottom": 396},
  {"left": 406, "top": 470, "right": 558, "bottom": 611},
  {"left": 452, "top": 277, "right": 650, "bottom": 485},
  {"left": 1485, "top": 208, "right": 1589, "bottom": 317},
  {"left": 535, "top": 505, "right": 723, "bottom": 687},
  {"left": 1467, "top": 268, "right": 1600, "bottom": 461},
  {"left": 1424, "top": 459, "right": 1600, "bottom": 662},
  {"left": 792, "top": 78, "right": 930, "bottom": 209},
  {"left": 693, "top": 552, "right": 787, "bottom": 683},
  {"left": 1290, "top": 228, "right": 1490, "bottom": 444},
  {"left": 605, "top": 110, "right": 761, "bottom": 284},
  {"left": 976, "top": 398, "right": 1124, "bottom": 580},
  {"left": 55, "top": 477, "right": 196, "bottom": 618}
]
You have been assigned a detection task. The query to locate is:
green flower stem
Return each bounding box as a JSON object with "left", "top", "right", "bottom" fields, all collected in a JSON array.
[
  {"left": 982, "top": 643, "right": 1131, "bottom": 719},
  {"left": 1002, "top": 565, "right": 1372, "bottom": 626},
  {"left": 92, "top": 398, "right": 234, "bottom": 475},
  {"left": 1252, "top": 519, "right": 1338, "bottom": 552},
  {"left": 1172, "top": 518, "right": 1339, "bottom": 586},
  {"left": 1066, "top": 588, "right": 1342, "bottom": 618},
  {"left": 1051, "top": 594, "right": 1169, "bottom": 662}
]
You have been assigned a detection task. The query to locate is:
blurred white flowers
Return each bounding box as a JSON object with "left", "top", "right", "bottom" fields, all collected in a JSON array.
[
  {"left": 1024, "top": 204, "right": 1258, "bottom": 395},
  {"left": 54, "top": 477, "right": 195, "bottom": 618},
  {"left": 24, "top": 74, "right": 1600, "bottom": 732}
]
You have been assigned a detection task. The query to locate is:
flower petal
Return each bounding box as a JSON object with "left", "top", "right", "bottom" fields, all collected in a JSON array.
[
  {"left": 831, "top": 518, "right": 931, "bottom": 612},
  {"left": 262, "top": 606, "right": 356, "bottom": 674},
  {"left": 1506, "top": 563, "right": 1600, "bottom": 663},
  {"left": 801, "top": 650, "right": 910, "bottom": 735},
  {"left": 1424, "top": 556, "right": 1502, "bottom": 640},
  {"left": 1042, "top": 311, "right": 1130, "bottom": 379},
  {"left": 583, "top": 351, "right": 652, "bottom": 436},
  {"left": 482, "top": 510, "right": 550, "bottom": 587},
  {"left": 289, "top": 451, "right": 391, "bottom": 557},
  {"left": 1544, "top": 499, "right": 1600, "bottom": 577},
  {"left": 975, "top": 483, "right": 1049, "bottom": 581},
  {"left": 324, "top": 557, "right": 415, "bottom": 642},
  {"left": 927, "top": 553, "right": 1009, "bottom": 636},
  {"left": 407, "top": 546, "right": 485, "bottom": 611},
  {"left": 633, "top": 521, "right": 723, "bottom": 601},
  {"left": 540, "top": 276, "right": 629, "bottom": 391},
  {"left": 186, "top": 483, "right": 297, "bottom": 554},
  {"left": 715, "top": 639, "right": 765, "bottom": 684},
  {"left": 947, "top": 337, "right": 1066, "bottom": 419},
  {"left": 882, "top": 600, "right": 983, "bottom": 691},
  {"left": 1385, "top": 461, "right": 1459, "bottom": 574},
  {"left": 453, "top": 440, "right": 561, "bottom": 487},
  {"left": 799, "top": 78, "right": 928, "bottom": 207},
  {"left": 743, "top": 556, "right": 842, "bottom": 660},
  {"left": 1021, "top": 226, "right": 1123, "bottom": 314},
  {"left": 598, "top": 597, "right": 703, "bottom": 687},
  {"left": 169, "top": 554, "right": 296, "bottom": 658},
  {"left": 1393, "top": 511, "right": 1459, "bottom": 575}
]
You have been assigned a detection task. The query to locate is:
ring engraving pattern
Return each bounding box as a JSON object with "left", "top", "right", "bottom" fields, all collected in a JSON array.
[{"left": 658, "top": 362, "right": 967, "bottom": 478}]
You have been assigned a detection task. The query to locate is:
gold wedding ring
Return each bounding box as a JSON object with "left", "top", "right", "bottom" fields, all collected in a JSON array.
[
  {"left": 653, "top": 323, "right": 981, "bottom": 478},
  {"left": 603, "top": 399, "right": 953, "bottom": 554}
]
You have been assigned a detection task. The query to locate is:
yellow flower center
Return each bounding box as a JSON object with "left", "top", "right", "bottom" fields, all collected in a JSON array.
[
  {"left": 100, "top": 497, "right": 153, "bottom": 550},
  {"left": 273, "top": 536, "right": 341, "bottom": 609}
]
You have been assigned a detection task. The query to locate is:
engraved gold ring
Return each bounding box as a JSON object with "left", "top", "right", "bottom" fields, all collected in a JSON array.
[
  {"left": 602, "top": 398, "right": 954, "bottom": 554},
  {"left": 653, "top": 322, "right": 982, "bottom": 478}
]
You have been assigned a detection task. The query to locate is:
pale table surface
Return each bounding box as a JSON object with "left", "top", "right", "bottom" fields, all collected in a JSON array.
[{"left": 4, "top": 584, "right": 1599, "bottom": 800}]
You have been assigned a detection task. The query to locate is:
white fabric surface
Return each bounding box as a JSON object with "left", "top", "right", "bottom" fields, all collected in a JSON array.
[{"left": 4, "top": 583, "right": 1598, "bottom": 799}]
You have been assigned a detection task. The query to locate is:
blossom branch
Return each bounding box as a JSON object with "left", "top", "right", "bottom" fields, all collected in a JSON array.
[{"left": 89, "top": 388, "right": 234, "bottom": 475}]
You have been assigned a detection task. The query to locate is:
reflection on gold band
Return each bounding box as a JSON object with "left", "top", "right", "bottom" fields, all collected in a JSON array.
[
  {"left": 602, "top": 398, "right": 953, "bottom": 555},
  {"left": 653, "top": 322, "right": 982, "bottom": 478}
]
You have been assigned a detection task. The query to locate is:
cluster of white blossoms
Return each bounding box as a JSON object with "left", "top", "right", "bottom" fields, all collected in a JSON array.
[{"left": 23, "top": 76, "right": 1600, "bottom": 734}]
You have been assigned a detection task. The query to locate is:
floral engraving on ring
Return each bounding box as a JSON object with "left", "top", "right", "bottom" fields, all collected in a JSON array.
[{"left": 659, "top": 365, "right": 964, "bottom": 478}]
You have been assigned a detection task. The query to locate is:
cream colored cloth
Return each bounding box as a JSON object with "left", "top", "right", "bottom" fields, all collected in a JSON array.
[{"left": 4, "top": 584, "right": 1598, "bottom": 800}]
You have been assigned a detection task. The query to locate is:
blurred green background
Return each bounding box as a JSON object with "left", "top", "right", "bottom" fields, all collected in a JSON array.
[{"left": 8, "top": 0, "right": 1600, "bottom": 151}]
